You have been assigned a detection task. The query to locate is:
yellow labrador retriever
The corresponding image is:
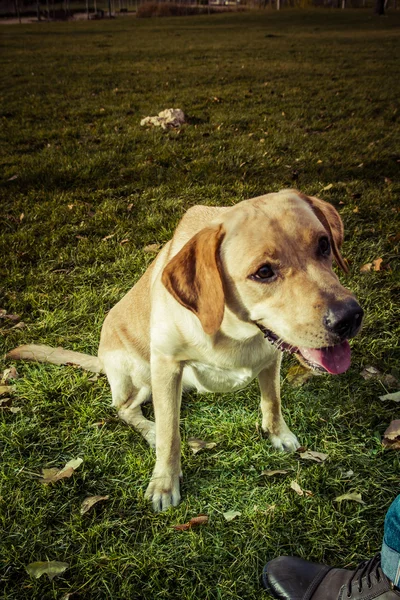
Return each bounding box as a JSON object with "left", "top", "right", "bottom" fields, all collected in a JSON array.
[{"left": 7, "top": 189, "right": 363, "bottom": 511}]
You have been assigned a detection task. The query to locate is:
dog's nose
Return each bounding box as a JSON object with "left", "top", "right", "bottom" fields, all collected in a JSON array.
[{"left": 323, "top": 299, "right": 364, "bottom": 340}]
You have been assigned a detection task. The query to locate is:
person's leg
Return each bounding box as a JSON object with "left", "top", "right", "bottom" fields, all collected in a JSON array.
[{"left": 382, "top": 495, "right": 400, "bottom": 587}]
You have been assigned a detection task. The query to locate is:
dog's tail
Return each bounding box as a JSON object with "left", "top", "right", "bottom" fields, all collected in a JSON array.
[{"left": 6, "top": 344, "right": 103, "bottom": 374}]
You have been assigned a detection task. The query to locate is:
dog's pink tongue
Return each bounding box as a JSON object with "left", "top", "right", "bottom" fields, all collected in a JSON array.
[{"left": 299, "top": 340, "right": 351, "bottom": 374}]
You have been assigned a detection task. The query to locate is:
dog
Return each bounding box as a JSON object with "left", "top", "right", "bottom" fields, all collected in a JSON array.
[{"left": 7, "top": 190, "right": 363, "bottom": 512}]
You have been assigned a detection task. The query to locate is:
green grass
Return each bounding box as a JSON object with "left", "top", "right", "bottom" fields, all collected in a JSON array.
[{"left": 1, "top": 9, "right": 400, "bottom": 599}]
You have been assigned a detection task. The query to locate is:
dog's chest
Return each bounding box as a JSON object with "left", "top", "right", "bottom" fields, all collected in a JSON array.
[{"left": 183, "top": 360, "right": 260, "bottom": 393}]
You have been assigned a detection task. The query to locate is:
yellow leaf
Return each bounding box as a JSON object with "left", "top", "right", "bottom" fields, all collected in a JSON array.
[{"left": 286, "top": 364, "right": 313, "bottom": 387}]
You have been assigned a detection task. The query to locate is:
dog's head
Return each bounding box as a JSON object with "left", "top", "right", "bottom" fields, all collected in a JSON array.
[{"left": 162, "top": 190, "right": 363, "bottom": 375}]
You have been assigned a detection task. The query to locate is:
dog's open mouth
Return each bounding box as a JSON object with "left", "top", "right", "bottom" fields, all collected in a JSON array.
[{"left": 256, "top": 324, "right": 351, "bottom": 375}]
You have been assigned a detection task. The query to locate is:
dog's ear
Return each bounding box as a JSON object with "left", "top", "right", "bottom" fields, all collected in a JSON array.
[
  {"left": 162, "top": 224, "right": 226, "bottom": 335},
  {"left": 300, "top": 194, "right": 348, "bottom": 273}
]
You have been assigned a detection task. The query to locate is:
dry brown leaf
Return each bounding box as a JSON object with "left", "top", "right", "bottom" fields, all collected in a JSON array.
[
  {"left": 382, "top": 420, "right": 400, "bottom": 449},
  {"left": 335, "top": 492, "right": 365, "bottom": 504},
  {"left": 261, "top": 469, "right": 288, "bottom": 477},
  {"left": 1, "top": 367, "right": 19, "bottom": 384},
  {"left": 102, "top": 234, "right": 115, "bottom": 242},
  {"left": 286, "top": 364, "right": 314, "bottom": 387},
  {"left": 290, "top": 480, "right": 313, "bottom": 497},
  {"left": 143, "top": 243, "right": 162, "bottom": 254},
  {"left": 172, "top": 514, "right": 208, "bottom": 530},
  {"left": 360, "top": 258, "right": 383, "bottom": 273},
  {"left": 39, "top": 458, "right": 83, "bottom": 484},
  {"left": 80, "top": 495, "right": 110, "bottom": 515},
  {"left": 299, "top": 450, "right": 328, "bottom": 463},
  {"left": 360, "top": 262, "right": 372, "bottom": 273},
  {"left": 11, "top": 321, "right": 25, "bottom": 330},
  {"left": 383, "top": 374, "right": 399, "bottom": 388},
  {"left": 187, "top": 438, "right": 217, "bottom": 455},
  {"left": 0, "top": 313, "right": 20, "bottom": 321},
  {"left": 360, "top": 365, "right": 381, "bottom": 380}
]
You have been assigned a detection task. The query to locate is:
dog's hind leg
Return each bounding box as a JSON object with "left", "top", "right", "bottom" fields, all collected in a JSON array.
[{"left": 106, "top": 366, "right": 155, "bottom": 449}]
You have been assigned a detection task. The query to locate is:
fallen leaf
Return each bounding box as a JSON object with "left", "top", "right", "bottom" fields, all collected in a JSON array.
[
  {"left": 290, "top": 481, "right": 313, "bottom": 497},
  {"left": 341, "top": 469, "right": 354, "bottom": 479},
  {"left": 1, "top": 367, "right": 19, "bottom": 384},
  {"left": 9, "top": 406, "right": 21, "bottom": 413},
  {"left": 11, "top": 321, "right": 25, "bottom": 330},
  {"left": 380, "top": 391, "right": 400, "bottom": 403},
  {"left": 0, "top": 385, "right": 13, "bottom": 396},
  {"left": 299, "top": 450, "right": 328, "bottom": 463},
  {"left": 187, "top": 438, "right": 217, "bottom": 455},
  {"left": 373, "top": 257, "right": 383, "bottom": 271},
  {"left": 39, "top": 458, "right": 83, "bottom": 484},
  {"left": 383, "top": 374, "right": 399, "bottom": 388},
  {"left": 120, "top": 239, "right": 129, "bottom": 245},
  {"left": 223, "top": 510, "right": 241, "bottom": 522},
  {"left": 253, "top": 504, "right": 276, "bottom": 514},
  {"left": 143, "top": 243, "right": 162, "bottom": 254},
  {"left": 322, "top": 183, "right": 333, "bottom": 191},
  {"left": 127, "top": 203, "right": 134, "bottom": 211},
  {"left": 360, "top": 258, "right": 383, "bottom": 273},
  {"left": 172, "top": 514, "right": 208, "bottom": 530},
  {"left": 26, "top": 561, "right": 69, "bottom": 581},
  {"left": 360, "top": 365, "right": 381, "bottom": 380},
  {"left": 102, "top": 233, "right": 115, "bottom": 242},
  {"left": 80, "top": 495, "right": 110, "bottom": 515},
  {"left": 360, "top": 262, "right": 372, "bottom": 273},
  {"left": 382, "top": 420, "right": 400, "bottom": 449},
  {"left": 286, "top": 364, "right": 314, "bottom": 387},
  {"left": 20, "top": 212, "right": 25, "bottom": 222},
  {"left": 353, "top": 206, "right": 359, "bottom": 213},
  {"left": 0, "top": 313, "right": 20, "bottom": 321},
  {"left": 7, "top": 174, "right": 18, "bottom": 181},
  {"left": 335, "top": 492, "right": 365, "bottom": 505},
  {"left": 261, "top": 469, "right": 288, "bottom": 477}
]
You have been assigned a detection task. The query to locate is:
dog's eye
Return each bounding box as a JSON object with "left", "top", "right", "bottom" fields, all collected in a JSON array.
[
  {"left": 318, "top": 236, "right": 331, "bottom": 257},
  {"left": 252, "top": 264, "right": 275, "bottom": 281}
]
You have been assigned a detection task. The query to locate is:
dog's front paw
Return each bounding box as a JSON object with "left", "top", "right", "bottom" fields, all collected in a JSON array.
[
  {"left": 269, "top": 430, "right": 300, "bottom": 453},
  {"left": 145, "top": 472, "right": 181, "bottom": 512}
]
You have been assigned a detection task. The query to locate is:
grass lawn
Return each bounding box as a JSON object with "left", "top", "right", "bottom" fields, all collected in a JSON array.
[{"left": 1, "top": 8, "right": 400, "bottom": 599}]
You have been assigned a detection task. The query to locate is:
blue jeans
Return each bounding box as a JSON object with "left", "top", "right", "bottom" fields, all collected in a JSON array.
[{"left": 382, "top": 495, "right": 400, "bottom": 587}]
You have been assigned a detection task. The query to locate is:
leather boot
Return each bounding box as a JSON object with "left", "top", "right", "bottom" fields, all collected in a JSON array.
[{"left": 262, "top": 553, "right": 400, "bottom": 599}]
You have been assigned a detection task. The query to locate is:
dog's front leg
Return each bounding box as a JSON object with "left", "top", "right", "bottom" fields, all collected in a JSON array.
[
  {"left": 258, "top": 356, "right": 300, "bottom": 453},
  {"left": 145, "top": 353, "right": 183, "bottom": 512}
]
